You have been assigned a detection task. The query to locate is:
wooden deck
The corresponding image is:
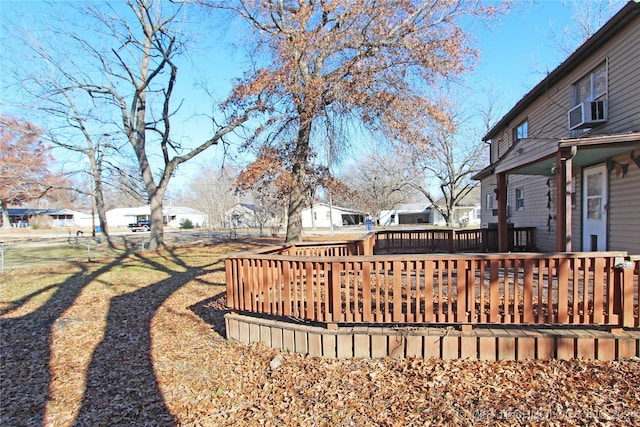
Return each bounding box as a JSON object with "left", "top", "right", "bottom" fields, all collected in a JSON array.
[{"left": 225, "top": 231, "right": 640, "bottom": 360}]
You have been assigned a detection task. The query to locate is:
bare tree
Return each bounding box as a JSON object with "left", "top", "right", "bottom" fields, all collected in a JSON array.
[
  {"left": 337, "top": 151, "right": 419, "bottom": 222},
  {"left": 200, "top": 0, "right": 504, "bottom": 242},
  {"left": 4, "top": 0, "right": 251, "bottom": 249},
  {"left": 550, "top": 0, "right": 626, "bottom": 55},
  {"left": 399, "top": 98, "right": 487, "bottom": 226},
  {"left": 184, "top": 164, "right": 240, "bottom": 229}
]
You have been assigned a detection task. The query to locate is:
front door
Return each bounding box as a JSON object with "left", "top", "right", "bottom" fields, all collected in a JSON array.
[{"left": 582, "top": 164, "right": 607, "bottom": 251}]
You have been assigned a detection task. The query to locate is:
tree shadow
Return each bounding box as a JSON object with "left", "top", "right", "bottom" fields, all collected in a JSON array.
[
  {"left": 1, "top": 247, "right": 221, "bottom": 427},
  {"left": 0, "top": 254, "right": 128, "bottom": 426},
  {"left": 189, "top": 292, "right": 230, "bottom": 337},
  {"left": 72, "top": 249, "right": 218, "bottom": 426}
]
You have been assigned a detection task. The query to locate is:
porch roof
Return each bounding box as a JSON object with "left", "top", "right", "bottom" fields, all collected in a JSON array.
[
  {"left": 512, "top": 132, "right": 640, "bottom": 176},
  {"left": 477, "top": 132, "right": 640, "bottom": 178}
]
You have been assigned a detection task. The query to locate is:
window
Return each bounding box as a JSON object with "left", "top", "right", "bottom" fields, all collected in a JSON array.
[
  {"left": 571, "top": 61, "right": 607, "bottom": 135},
  {"left": 573, "top": 61, "right": 607, "bottom": 106},
  {"left": 512, "top": 120, "right": 528, "bottom": 142},
  {"left": 486, "top": 193, "right": 496, "bottom": 211},
  {"left": 487, "top": 139, "right": 494, "bottom": 162},
  {"left": 515, "top": 188, "right": 525, "bottom": 211}
]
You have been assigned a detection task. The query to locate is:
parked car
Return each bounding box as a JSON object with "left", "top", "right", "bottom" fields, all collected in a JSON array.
[{"left": 128, "top": 219, "right": 150, "bottom": 232}]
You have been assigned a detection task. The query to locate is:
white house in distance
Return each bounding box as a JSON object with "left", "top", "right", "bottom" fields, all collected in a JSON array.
[
  {"left": 379, "top": 202, "right": 430, "bottom": 226},
  {"left": 1, "top": 208, "right": 95, "bottom": 228},
  {"left": 106, "top": 206, "right": 207, "bottom": 228},
  {"left": 301, "top": 203, "right": 367, "bottom": 228},
  {"left": 224, "top": 203, "right": 281, "bottom": 229},
  {"left": 379, "top": 186, "right": 481, "bottom": 227}
]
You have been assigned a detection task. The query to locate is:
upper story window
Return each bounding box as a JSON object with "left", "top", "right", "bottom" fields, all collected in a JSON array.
[
  {"left": 512, "top": 120, "right": 528, "bottom": 143},
  {"left": 573, "top": 61, "right": 607, "bottom": 105},
  {"left": 569, "top": 61, "right": 608, "bottom": 134},
  {"left": 487, "top": 139, "right": 494, "bottom": 163}
]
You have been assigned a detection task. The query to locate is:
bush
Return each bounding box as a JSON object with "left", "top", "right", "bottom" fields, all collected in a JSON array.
[
  {"left": 180, "top": 218, "right": 194, "bottom": 229},
  {"left": 30, "top": 215, "right": 54, "bottom": 229}
]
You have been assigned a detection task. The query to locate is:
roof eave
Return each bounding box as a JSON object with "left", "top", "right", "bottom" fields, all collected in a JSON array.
[{"left": 483, "top": 1, "right": 640, "bottom": 141}]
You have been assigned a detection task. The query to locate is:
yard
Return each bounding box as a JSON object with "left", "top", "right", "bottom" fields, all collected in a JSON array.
[{"left": 1, "top": 237, "right": 639, "bottom": 426}]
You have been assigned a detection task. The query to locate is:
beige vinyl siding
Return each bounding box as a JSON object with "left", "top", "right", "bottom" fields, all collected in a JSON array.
[
  {"left": 479, "top": 176, "right": 498, "bottom": 226},
  {"left": 495, "top": 139, "right": 558, "bottom": 174},
  {"left": 604, "top": 21, "right": 640, "bottom": 134},
  {"left": 493, "top": 136, "right": 508, "bottom": 161},
  {"left": 607, "top": 152, "right": 640, "bottom": 254},
  {"left": 507, "top": 175, "right": 556, "bottom": 252}
]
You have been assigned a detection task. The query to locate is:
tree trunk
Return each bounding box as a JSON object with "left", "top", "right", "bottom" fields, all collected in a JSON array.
[
  {"left": 147, "top": 187, "right": 165, "bottom": 250},
  {"left": 93, "top": 174, "right": 113, "bottom": 247},
  {"left": 1, "top": 200, "right": 10, "bottom": 229},
  {"left": 285, "top": 119, "right": 312, "bottom": 243}
]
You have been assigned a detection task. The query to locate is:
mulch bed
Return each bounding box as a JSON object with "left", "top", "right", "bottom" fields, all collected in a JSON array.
[{"left": 1, "top": 240, "right": 639, "bottom": 426}]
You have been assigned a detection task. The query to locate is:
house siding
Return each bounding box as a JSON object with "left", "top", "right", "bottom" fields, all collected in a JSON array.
[
  {"left": 607, "top": 152, "right": 640, "bottom": 253},
  {"left": 479, "top": 176, "right": 497, "bottom": 227},
  {"left": 598, "top": 20, "right": 640, "bottom": 134},
  {"left": 508, "top": 175, "right": 556, "bottom": 252}
]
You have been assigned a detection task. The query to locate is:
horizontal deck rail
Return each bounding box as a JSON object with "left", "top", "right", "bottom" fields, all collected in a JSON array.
[
  {"left": 226, "top": 244, "right": 639, "bottom": 329},
  {"left": 374, "top": 227, "right": 537, "bottom": 253}
]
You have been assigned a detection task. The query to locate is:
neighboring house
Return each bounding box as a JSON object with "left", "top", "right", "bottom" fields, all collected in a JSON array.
[
  {"left": 0, "top": 208, "right": 92, "bottom": 228},
  {"left": 164, "top": 207, "right": 209, "bottom": 228},
  {"left": 474, "top": 1, "right": 640, "bottom": 253},
  {"left": 301, "top": 203, "right": 366, "bottom": 228},
  {"left": 106, "top": 206, "right": 208, "bottom": 228},
  {"left": 379, "top": 203, "right": 430, "bottom": 226},
  {"left": 379, "top": 186, "right": 481, "bottom": 227},
  {"left": 224, "top": 203, "right": 279, "bottom": 229},
  {"left": 430, "top": 185, "right": 482, "bottom": 227}
]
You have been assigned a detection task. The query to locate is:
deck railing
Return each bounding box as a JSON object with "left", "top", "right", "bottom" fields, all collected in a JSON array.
[
  {"left": 226, "top": 237, "right": 639, "bottom": 329},
  {"left": 374, "top": 227, "right": 536, "bottom": 253}
]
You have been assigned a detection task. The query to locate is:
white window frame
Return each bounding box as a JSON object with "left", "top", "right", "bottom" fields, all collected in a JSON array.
[
  {"left": 486, "top": 193, "right": 496, "bottom": 211},
  {"left": 515, "top": 188, "right": 525, "bottom": 211}
]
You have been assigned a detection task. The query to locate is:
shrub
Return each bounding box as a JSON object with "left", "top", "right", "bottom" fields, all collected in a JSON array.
[
  {"left": 180, "top": 218, "right": 194, "bottom": 229},
  {"left": 30, "top": 214, "right": 54, "bottom": 229}
]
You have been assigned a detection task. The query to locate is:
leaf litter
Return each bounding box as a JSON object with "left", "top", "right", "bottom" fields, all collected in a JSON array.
[{"left": 0, "top": 239, "right": 638, "bottom": 426}]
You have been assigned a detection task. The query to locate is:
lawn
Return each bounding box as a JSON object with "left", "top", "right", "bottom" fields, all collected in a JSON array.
[{"left": 1, "top": 237, "right": 639, "bottom": 426}]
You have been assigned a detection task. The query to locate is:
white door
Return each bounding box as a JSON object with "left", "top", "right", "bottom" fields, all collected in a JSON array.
[{"left": 582, "top": 164, "right": 607, "bottom": 251}]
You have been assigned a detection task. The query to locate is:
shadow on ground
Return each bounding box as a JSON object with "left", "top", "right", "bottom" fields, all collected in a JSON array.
[
  {"left": 1, "top": 248, "right": 218, "bottom": 427},
  {"left": 189, "top": 292, "right": 230, "bottom": 337},
  {"left": 1, "top": 256, "right": 129, "bottom": 426}
]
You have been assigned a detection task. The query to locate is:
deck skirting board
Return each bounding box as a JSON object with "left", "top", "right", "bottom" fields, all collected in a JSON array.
[{"left": 225, "top": 313, "right": 640, "bottom": 361}]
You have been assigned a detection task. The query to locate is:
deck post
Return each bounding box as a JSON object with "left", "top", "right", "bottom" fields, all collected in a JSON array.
[
  {"left": 496, "top": 173, "right": 508, "bottom": 252},
  {"left": 556, "top": 149, "right": 573, "bottom": 252},
  {"left": 617, "top": 260, "right": 635, "bottom": 328}
]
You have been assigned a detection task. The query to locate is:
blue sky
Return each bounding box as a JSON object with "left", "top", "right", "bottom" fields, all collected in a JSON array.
[
  {"left": 0, "top": 0, "right": 627, "bottom": 192},
  {"left": 472, "top": 1, "right": 575, "bottom": 109}
]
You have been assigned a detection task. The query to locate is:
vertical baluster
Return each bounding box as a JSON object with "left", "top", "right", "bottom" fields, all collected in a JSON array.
[
  {"left": 593, "top": 257, "right": 604, "bottom": 324},
  {"left": 557, "top": 256, "right": 569, "bottom": 324},
  {"left": 425, "top": 260, "right": 434, "bottom": 322}
]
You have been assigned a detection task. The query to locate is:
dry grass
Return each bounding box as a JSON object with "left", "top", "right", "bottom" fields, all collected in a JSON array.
[{"left": 1, "top": 236, "right": 639, "bottom": 426}]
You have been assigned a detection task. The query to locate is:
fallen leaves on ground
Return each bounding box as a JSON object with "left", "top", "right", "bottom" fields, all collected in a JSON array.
[{"left": 1, "top": 239, "right": 638, "bottom": 426}]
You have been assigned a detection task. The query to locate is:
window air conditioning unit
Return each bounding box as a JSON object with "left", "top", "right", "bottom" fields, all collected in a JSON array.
[{"left": 568, "top": 99, "right": 607, "bottom": 130}]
